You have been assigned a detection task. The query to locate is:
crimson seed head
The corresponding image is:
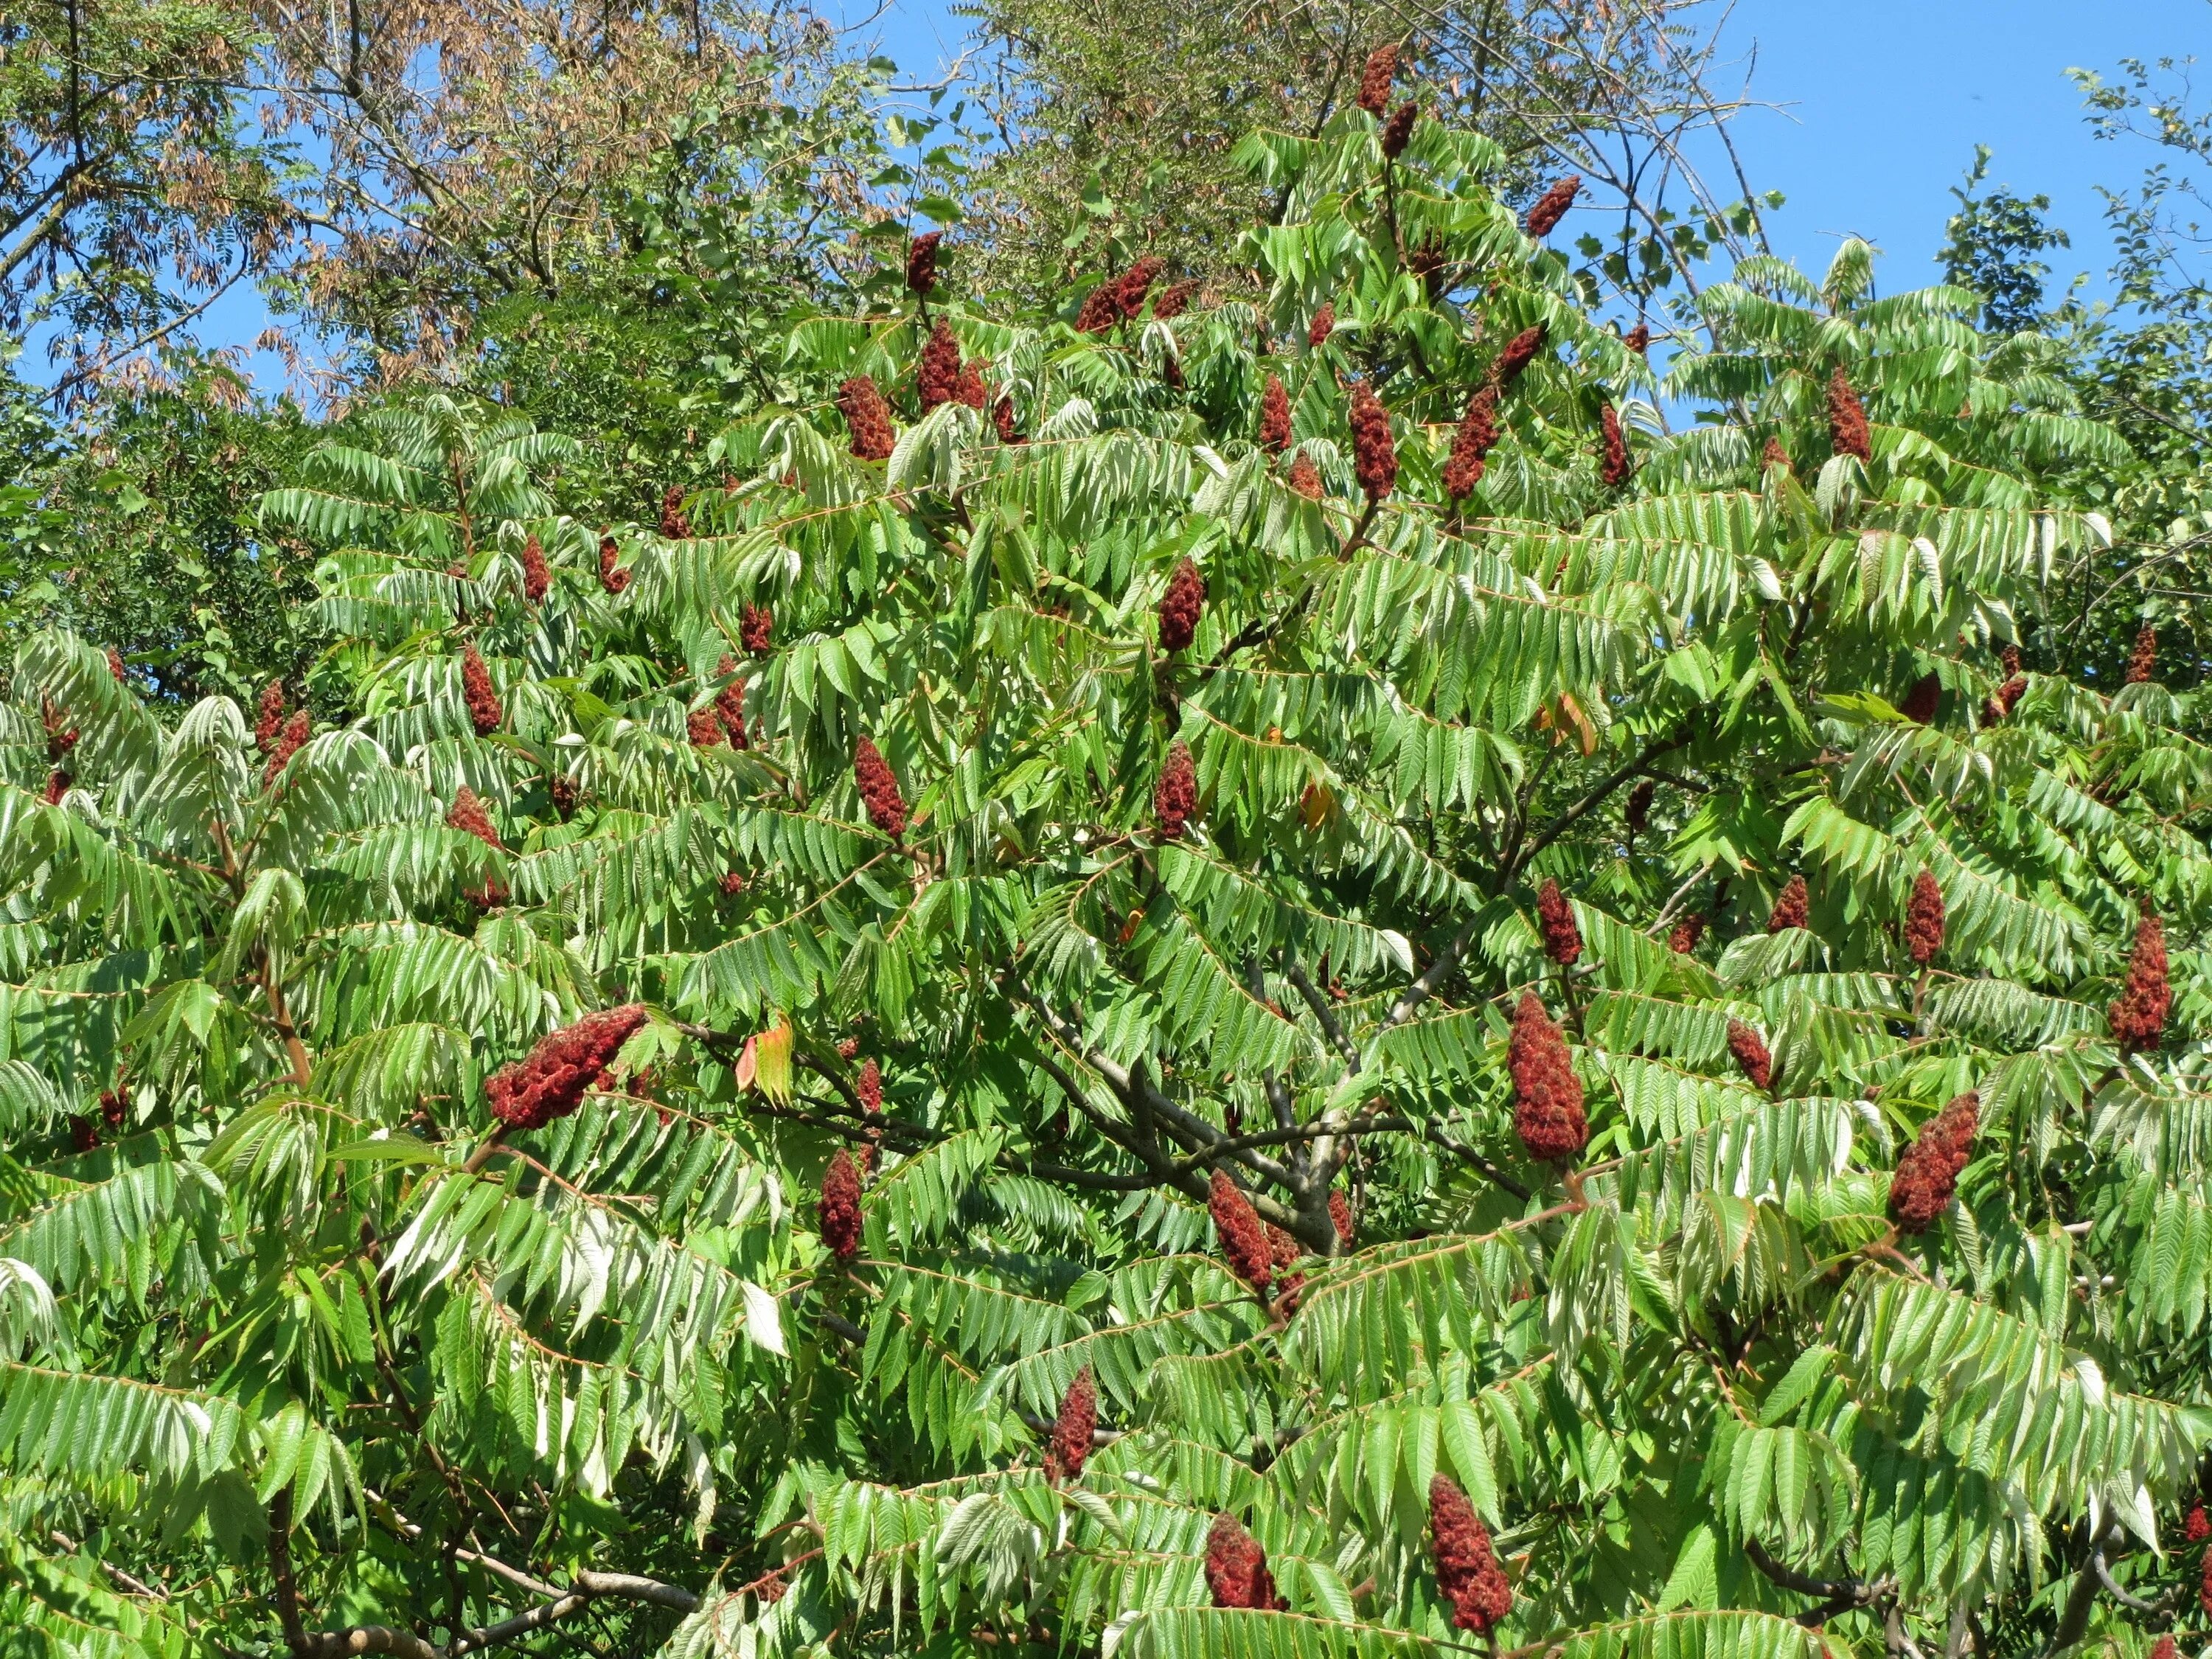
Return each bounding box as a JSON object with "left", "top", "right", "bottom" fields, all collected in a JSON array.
[
  {"left": 1624, "top": 322, "right": 1650, "bottom": 355},
  {"left": 993, "top": 394, "right": 1023, "bottom": 445},
  {"left": 1356, "top": 42, "right": 1397, "bottom": 114},
  {"left": 1767, "top": 875, "right": 1809, "bottom": 934},
  {"left": 1209, "top": 1169, "right": 1274, "bottom": 1293},
  {"left": 1204, "top": 1512, "right": 1282, "bottom": 1610},
  {"left": 739, "top": 603, "right": 773, "bottom": 656},
  {"left": 521, "top": 535, "right": 550, "bottom": 604},
  {"left": 447, "top": 785, "right": 504, "bottom": 853},
  {"left": 1827, "top": 366, "right": 1871, "bottom": 463},
  {"left": 917, "top": 319, "right": 962, "bottom": 412},
  {"left": 854, "top": 737, "right": 908, "bottom": 840},
  {"left": 1492, "top": 323, "right": 1548, "bottom": 391},
  {"left": 837, "top": 375, "right": 898, "bottom": 462},
  {"left": 1158, "top": 557, "right": 1206, "bottom": 653},
  {"left": 1155, "top": 740, "right": 1198, "bottom": 839},
  {"left": 1509, "top": 992, "right": 1586, "bottom": 1162},
  {"left": 41, "top": 769, "right": 69, "bottom": 806},
  {"left": 1899, "top": 672, "right": 1941, "bottom": 725},
  {"left": 598, "top": 535, "right": 629, "bottom": 595},
  {"left": 1050, "top": 1366, "right": 1097, "bottom": 1478},
  {"left": 1889, "top": 1091, "right": 1978, "bottom": 1232},
  {"left": 818, "top": 1149, "right": 863, "bottom": 1262},
  {"left": 2188, "top": 1506, "right": 2210, "bottom": 1545},
  {"left": 548, "top": 773, "right": 577, "bottom": 818},
  {"left": 106, "top": 647, "right": 126, "bottom": 684},
  {"left": 955, "top": 358, "right": 990, "bottom": 411},
  {"left": 2110, "top": 902, "right": 2172, "bottom": 1052},
  {"left": 1329, "top": 1189, "right": 1354, "bottom": 1247},
  {"left": 263, "top": 709, "right": 311, "bottom": 788},
  {"left": 1430, "top": 1475, "right": 1512, "bottom": 1634},
  {"left": 38, "top": 699, "right": 77, "bottom": 765},
  {"left": 1153, "top": 281, "right": 1197, "bottom": 320},
  {"left": 1625, "top": 779, "right": 1655, "bottom": 840},
  {"left": 1761, "top": 437, "right": 1792, "bottom": 476},
  {"left": 689, "top": 705, "right": 725, "bottom": 748},
  {"left": 2153, "top": 1638, "right": 2180, "bottom": 1659},
  {"left": 1287, "top": 452, "right": 1324, "bottom": 499},
  {"left": 2127, "top": 623, "right": 2159, "bottom": 685},
  {"left": 856, "top": 1057, "right": 883, "bottom": 1114},
  {"left": 1115, "top": 256, "right": 1164, "bottom": 320},
  {"left": 1535, "top": 878, "right": 1581, "bottom": 967},
  {"left": 1257, "top": 375, "right": 1292, "bottom": 454},
  {"left": 1599, "top": 403, "right": 1632, "bottom": 488},
  {"left": 255, "top": 679, "right": 286, "bottom": 751},
  {"left": 2202, "top": 1545, "right": 2212, "bottom": 1617},
  {"left": 1074, "top": 279, "right": 1121, "bottom": 334},
  {"left": 69, "top": 1114, "right": 97, "bottom": 1152},
  {"left": 484, "top": 1006, "right": 650, "bottom": 1131},
  {"left": 1726, "top": 1018, "right": 1773, "bottom": 1093},
  {"left": 720, "top": 870, "right": 747, "bottom": 896},
  {"left": 462, "top": 643, "right": 502, "bottom": 737},
  {"left": 2000, "top": 643, "right": 2022, "bottom": 675},
  {"left": 906, "top": 230, "right": 941, "bottom": 296},
  {"left": 1381, "top": 100, "right": 1419, "bottom": 159},
  {"left": 1905, "top": 872, "right": 1945, "bottom": 966},
  {"left": 1983, "top": 673, "right": 2028, "bottom": 726},
  {"left": 660, "top": 484, "right": 691, "bottom": 539},
  {"left": 1349, "top": 380, "right": 1398, "bottom": 502},
  {"left": 100, "top": 1087, "right": 127, "bottom": 1130},
  {"left": 1408, "top": 235, "right": 1447, "bottom": 299},
  {"left": 1524, "top": 175, "right": 1582, "bottom": 238},
  {"left": 714, "top": 656, "right": 750, "bottom": 751},
  {"left": 1669, "top": 913, "right": 1705, "bottom": 955},
  {"left": 1308, "top": 303, "right": 1336, "bottom": 349},
  {"left": 1443, "top": 386, "right": 1499, "bottom": 501}
]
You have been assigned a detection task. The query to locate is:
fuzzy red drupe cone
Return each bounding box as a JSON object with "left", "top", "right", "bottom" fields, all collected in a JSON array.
[
  {"left": 448, "top": 785, "right": 504, "bottom": 852},
  {"left": 2110, "top": 902, "right": 2172, "bottom": 1051},
  {"left": 1509, "top": 992, "right": 1586, "bottom": 1162},
  {"left": 254, "top": 679, "right": 285, "bottom": 751},
  {"left": 917, "top": 319, "right": 962, "bottom": 412},
  {"left": 1349, "top": 380, "right": 1398, "bottom": 502},
  {"left": 689, "top": 706, "right": 725, "bottom": 748},
  {"left": 1287, "top": 452, "right": 1324, "bottom": 499},
  {"left": 1888, "top": 1091, "right": 1978, "bottom": 1233},
  {"left": 1599, "top": 403, "right": 1632, "bottom": 488},
  {"left": 993, "top": 394, "right": 1023, "bottom": 445},
  {"left": 2188, "top": 1504, "right": 2211, "bottom": 1544},
  {"left": 1257, "top": 375, "right": 1292, "bottom": 454},
  {"left": 105, "top": 646, "right": 125, "bottom": 684},
  {"left": 484, "top": 1005, "right": 650, "bottom": 1131},
  {"left": 1308, "top": 302, "right": 1335, "bottom": 348},
  {"left": 837, "top": 375, "right": 898, "bottom": 462},
  {"left": 1051, "top": 1366, "right": 1097, "bottom": 1478},
  {"left": 42, "top": 770, "right": 69, "bottom": 806},
  {"left": 263, "top": 709, "right": 311, "bottom": 787},
  {"left": 462, "top": 643, "right": 502, "bottom": 736},
  {"left": 1625, "top": 779, "right": 1655, "bottom": 840},
  {"left": 954, "top": 358, "right": 990, "bottom": 411},
  {"left": 2000, "top": 642, "right": 2022, "bottom": 676},
  {"left": 69, "top": 1115, "right": 98, "bottom": 1152},
  {"left": 1205, "top": 1512, "right": 1284, "bottom": 1610},
  {"left": 1536, "top": 877, "right": 1581, "bottom": 966},
  {"left": 1329, "top": 1189, "right": 1354, "bottom": 1247},
  {"left": 99, "top": 1087, "right": 127, "bottom": 1130},
  {"left": 1153, "top": 280, "right": 1197, "bottom": 320},
  {"left": 1624, "top": 322, "right": 1650, "bottom": 356},
  {"left": 1899, "top": 672, "right": 1941, "bottom": 725},
  {"left": 1492, "top": 322, "right": 1548, "bottom": 391},
  {"left": 1761, "top": 437, "right": 1792, "bottom": 476},
  {"left": 598, "top": 535, "right": 629, "bottom": 595},
  {"left": 1429, "top": 1475, "right": 1512, "bottom": 1634},
  {"left": 1209, "top": 1169, "right": 1274, "bottom": 1293},
  {"left": 1408, "top": 235, "right": 1447, "bottom": 299},
  {"left": 1767, "top": 874, "right": 1809, "bottom": 933},
  {"left": 714, "top": 656, "right": 750, "bottom": 751},
  {"left": 1074, "top": 279, "right": 1121, "bottom": 335},
  {"left": 906, "top": 230, "right": 941, "bottom": 297},
  {"left": 1983, "top": 673, "right": 2028, "bottom": 726},
  {"left": 1158, "top": 556, "right": 1206, "bottom": 652},
  {"left": 856, "top": 1057, "right": 883, "bottom": 1114},
  {"left": 39, "top": 700, "right": 77, "bottom": 765},
  {"left": 818, "top": 1148, "right": 863, "bottom": 1262},
  {"left": 659, "top": 484, "right": 691, "bottom": 539},
  {"left": 1524, "top": 175, "right": 1581, "bottom": 238},
  {"left": 521, "top": 535, "right": 550, "bottom": 604},
  {"left": 548, "top": 774, "right": 577, "bottom": 818},
  {"left": 1669, "top": 913, "right": 1705, "bottom": 955},
  {"left": 2203, "top": 1542, "right": 2212, "bottom": 1618},
  {"left": 2127, "top": 622, "right": 2159, "bottom": 685},
  {"left": 1114, "top": 256, "right": 1164, "bottom": 320},
  {"left": 729, "top": 599, "right": 771, "bottom": 657},
  {"left": 1905, "top": 871, "right": 1945, "bottom": 966},
  {"left": 2152, "top": 1638, "right": 2179, "bottom": 1659},
  {"left": 1356, "top": 41, "right": 1397, "bottom": 114},
  {"left": 1155, "top": 740, "right": 1197, "bottom": 840},
  {"left": 854, "top": 737, "right": 908, "bottom": 839},
  {"left": 1827, "top": 366, "right": 1871, "bottom": 463},
  {"left": 1380, "top": 100, "right": 1419, "bottom": 159},
  {"left": 1443, "top": 386, "right": 1498, "bottom": 501},
  {"left": 1726, "top": 1018, "right": 1773, "bottom": 1092},
  {"left": 720, "top": 870, "right": 748, "bottom": 896}
]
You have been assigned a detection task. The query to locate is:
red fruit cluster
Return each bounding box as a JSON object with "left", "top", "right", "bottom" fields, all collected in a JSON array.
[
  {"left": 1329, "top": 1189, "right": 1354, "bottom": 1247},
  {"left": 1356, "top": 43, "right": 1397, "bottom": 114},
  {"left": 69, "top": 1114, "right": 98, "bottom": 1152},
  {"left": 1761, "top": 437, "right": 1792, "bottom": 476},
  {"left": 521, "top": 535, "right": 550, "bottom": 604},
  {"left": 660, "top": 484, "right": 691, "bottom": 539},
  {"left": 720, "top": 870, "right": 748, "bottom": 896},
  {"left": 1205, "top": 1513, "right": 1284, "bottom": 1610},
  {"left": 714, "top": 655, "right": 750, "bottom": 750},
  {"left": 838, "top": 375, "right": 898, "bottom": 462},
  {"left": 728, "top": 600, "right": 771, "bottom": 657},
  {"left": 462, "top": 643, "right": 502, "bottom": 736},
  {"left": 1443, "top": 387, "right": 1498, "bottom": 500},
  {"left": 689, "top": 706, "right": 726, "bottom": 748},
  {"left": 1767, "top": 875, "right": 1809, "bottom": 933},
  {"left": 1050, "top": 1366, "right": 1096, "bottom": 1478},
  {"left": 1525, "top": 175, "right": 1581, "bottom": 238},
  {"left": 38, "top": 700, "right": 76, "bottom": 765},
  {"left": 2000, "top": 643, "right": 2022, "bottom": 675},
  {"left": 1258, "top": 376, "right": 1292, "bottom": 454},
  {"left": 2110, "top": 903, "right": 2172, "bottom": 1051},
  {"left": 1158, "top": 557, "right": 1206, "bottom": 652},
  {"left": 1074, "top": 281, "right": 1121, "bottom": 335},
  {"left": 1349, "top": 380, "right": 1398, "bottom": 502},
  {"left": 1308, "top": 303, "right": 1335, "bottom": 348},
  {"left": 1536, "top": 878, "right": 1581, "bottom": 967},
  {"left": 484, "top": 1005, "right": 650, "bottom": 1131},
  {"left": 548, "top": 774, "right": 577, "bottom": 818},
  {"left": 2188, "top": 1504, "right": 2210, "bottom": 1544},
  {"left": 1509, "top": 992, "right": 1586, "bottom": 1162},
  {"left": 1905, "top": 872, "right": 1945, "bottom": 966},
  {"left": 993, "top": 394, "right": 1023, "bottom": 445},
  {"left": 855, "top": 737, "right": 908, "bottom": 839},
  {"left": 1381, "top": 100, "right": 1419, "bottom": 159},
  {"left": 448, "top": 785, "right": 504, "bottom": 852},
  {"left": 1827, "top": 367, "right": 1871, "bottom": 463},
  {"left": 1154, "top": 281, "right": 1196, "bottom": 319},
  {"left": 1899, "top": 672, "right": 1941, "bottom": 725},
  {"left": 1210, "top": 1169, "right": 1274, "bottom": 1293},
  {"left": 1287, "top": 453, "right": 1324, "bottom": 499},
  {"left": 1492, "top": 322, "right": 1548, "bottom": 391},
  {"left": 263, "top": 709, "right": 311, "bottom": 787},
  {"left": 1669, "top": 913, "right": 1705, "bottom": 955},
  {"left": 2203, "top": 1544, "right": 2212, "bottom": 1618},
  {"left": 254, "top": 680, "right": 286, "bottom": 751},
  {"left": 1599, "top": 404, "right": 1632, "bottom": 488},
  {"left": 906, "top": 231, "right": 941, "bottom": 297},
  {"left": 954, "top": 358, "right": 990, "bottom": 411},
  {"left": 106, "top": 647, "right": 126, "bottom": 683},
  {"left": 1114, "top": 257, "right": 1164, "bottom": 320},
  {"left": 1408, "top": 236, "right": 1447, "bottom": 299},
  {"left": 1625, "top": 779, "right": 1655, "bottom": 840},
  {"left": 599, "top": 535, "right": 629, "bottom": 595},
  {"left": 1726, "top": 1018, "right": 1773, "bottom": 1093},
  {"left": 918, "top": 319, "right": 963, "bottom": 412},
  {"left": 2127, "top": 623, "right": 2159, "bottom": 685},
  {"left": 99, "top": 1087, "right": 127, "bottom": 1130},
  {"left": 2153, "top": 1636, "right": 2179, "bottom": 1659},
  {"left": 856, "top": 1057, "right": 883, "bottom": 1113},
  {"left": 1624, "top": 322, "right": 1650, "bottom": 355},
  {"left": 1430, "top": 1475, "right": 1512, "bottom": 1634},
  {"left": 1983, "top": 673, "right": 2028, "bottom": 725},
  {"left": 1155, "top": 740, "right": 1197, "bottom": 839},
  {"left": 1889, "top": 1091, "right": 1978, "bottom": 1233},
  {"left": 818, "top": 1149, "right": 863, "bottom": 1262},
  {"left": 41, "top": 770, "right": 69, "bottom": 806}
]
